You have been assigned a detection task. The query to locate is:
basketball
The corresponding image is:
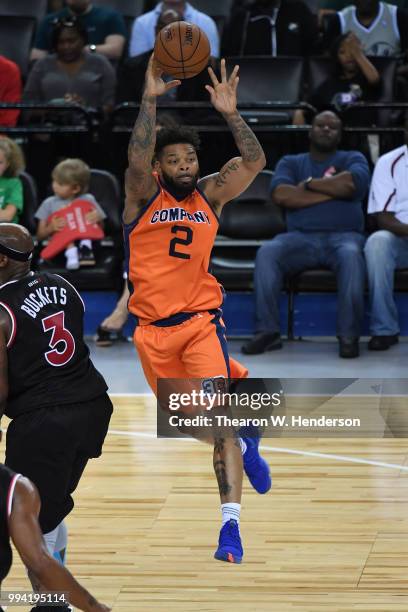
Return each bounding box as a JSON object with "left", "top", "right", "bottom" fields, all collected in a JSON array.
[{"left": 154, "top": 21, "right": 210, "bottom": 79}]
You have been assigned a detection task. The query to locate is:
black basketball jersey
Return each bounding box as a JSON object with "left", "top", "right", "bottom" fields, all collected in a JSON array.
[
  {"left": 0, "top": 464, "right": 19, "bottom": 584},
  {"left": 0, "top": 272, "right": 108, "bottom": 418}
]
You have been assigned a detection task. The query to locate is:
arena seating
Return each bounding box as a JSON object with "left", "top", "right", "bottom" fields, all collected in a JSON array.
[{"left": 0, "top": 0, "right": 47, "bottom": 22}]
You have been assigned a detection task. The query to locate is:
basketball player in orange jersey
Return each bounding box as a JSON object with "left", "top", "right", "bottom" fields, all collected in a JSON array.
[{"left": 123, "top": 55, "right": 271, "bottom": 564}]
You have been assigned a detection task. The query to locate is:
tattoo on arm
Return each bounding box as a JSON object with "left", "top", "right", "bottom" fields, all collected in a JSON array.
[
  {"left": 214, "top": 459, "right": 232, "bottom": 496},
  {"left": 215, "top": 160, "right": 240, "bottom": 187},
  {"left": 127, "top": 95, "right": 156, "bottom": 172},
  {"left": 226, "top": 112, "right": 264, "bottom": 163}
]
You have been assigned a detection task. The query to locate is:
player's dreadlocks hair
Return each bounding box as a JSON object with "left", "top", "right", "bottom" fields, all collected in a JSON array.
[{"left": 155, "top": 127, "right": 201, "bottom": 159}]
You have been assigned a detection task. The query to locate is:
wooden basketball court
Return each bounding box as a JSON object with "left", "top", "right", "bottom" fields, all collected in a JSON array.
[{"left": 2, "top": 394, "right": 408, "bottom": 611}]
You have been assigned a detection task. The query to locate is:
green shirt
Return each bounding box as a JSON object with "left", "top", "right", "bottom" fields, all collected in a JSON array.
[{"left": 0, "top": 177, "right": 23, "bottom": 223}]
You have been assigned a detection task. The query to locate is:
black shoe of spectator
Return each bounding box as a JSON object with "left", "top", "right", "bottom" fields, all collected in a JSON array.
[
  {"left": 338, "top": 337, "right": 359, "bottom": 358},
  {"left": 241, "top": 332, "right": 282, "bottom": 355},
  {"left": 79, "top": 245, "right": 96, "bottom": 266},
  {"left": 368, "top": 334, "right": 399, "bottom": 351}
]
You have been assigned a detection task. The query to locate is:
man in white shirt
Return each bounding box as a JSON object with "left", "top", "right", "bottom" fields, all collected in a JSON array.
[
  {"left": 129, "top": 0, "right": 220, "bottom": 59},
  {"left": 364, "top": 144, "right": 408, "bottom": 350},
  {"left": 325, "top": 0, "right": 408, "bottom": 56}
]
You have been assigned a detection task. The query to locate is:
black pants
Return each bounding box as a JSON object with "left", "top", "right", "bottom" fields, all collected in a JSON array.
[{"left": 5, "top": 394, "right": 113, "bottom": 533}]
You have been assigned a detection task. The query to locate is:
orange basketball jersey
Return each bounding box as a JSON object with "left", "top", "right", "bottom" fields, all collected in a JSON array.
[{"left": 124, "top": 177, "right": 223, "bottom": 325}]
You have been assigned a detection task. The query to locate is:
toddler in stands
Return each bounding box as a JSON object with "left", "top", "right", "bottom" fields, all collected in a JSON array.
[{"left": 35, "top": 158, "right": 106, "bottom": 269}]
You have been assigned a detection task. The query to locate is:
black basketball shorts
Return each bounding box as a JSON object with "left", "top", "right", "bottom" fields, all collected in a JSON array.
[{"left": 5, "top": 393, "right": 113, "bottom": 533}]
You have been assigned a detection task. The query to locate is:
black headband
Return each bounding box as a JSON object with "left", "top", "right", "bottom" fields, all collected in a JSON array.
[{"left": 0, "top": 242, "right": 33, "bottom": 262}]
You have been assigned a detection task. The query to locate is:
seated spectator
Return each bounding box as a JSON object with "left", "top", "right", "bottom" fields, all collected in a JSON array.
[
  {"left": 36, "top": 158, "right": 106, "bottom": 270},
  {"left": 324, "top": 0, "right": 408, "bottom": 56},
  {"left": 0, "top": 137, "right": 24, "bottom": 223},
  {"left": 129, "top": 1, "right": 220, "bottom": 59},
  {"left": 0, "top": 56, "right": 22, "bottom": 128},
  {"left": 224, "top": 0, "right": 319, "bottom": 56},
  {"left": 241, "top": 111, "right": 370, "bottom": 359},
  {"left": 364, "top": 143, "right": 408, "bottom": 351},
  {"left": 294, "top": 32, "right": 380, "bottom": 125},
  {"left": 24, "top": 18, "right": 116, "bottom": 114},
  {"left": 31, "top": 0, "right": 126, "bottom": 61}
]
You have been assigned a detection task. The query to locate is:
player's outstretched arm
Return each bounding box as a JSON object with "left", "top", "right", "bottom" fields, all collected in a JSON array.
[
  {"left": 9, "top": 477, "right": 111, "bottom": 612},
  {"left": 200, "top": 59, "right": 266, "bottom": 213},
  {"left": 124, "top": 55, "right": 181, "bottom": 223}
]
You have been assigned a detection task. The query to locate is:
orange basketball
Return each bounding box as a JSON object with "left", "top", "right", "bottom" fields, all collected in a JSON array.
[{"left": 154, "top": 21, "right": 210, "bottom": 79}]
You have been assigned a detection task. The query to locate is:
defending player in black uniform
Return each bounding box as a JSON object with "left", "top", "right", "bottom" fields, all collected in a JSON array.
[
  {"left": 0, "top": 458, "right": 110, "bottom": 611},
  {"left": 0, "top": 224, "right": 113, "bottom": 611}
]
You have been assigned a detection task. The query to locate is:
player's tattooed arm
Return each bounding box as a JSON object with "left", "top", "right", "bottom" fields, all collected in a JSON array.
[
  {"left": 125, "top": 94, "right": 157, "bottom": 213},
  {"left": 125, "top": 55, "right": 180, "bottom": 220},
  {"left": 200, "top": 59, "right": 265, "bottom": 211},
  {"left": 225, "top": 111, "right": 264, "bottom": 165}
]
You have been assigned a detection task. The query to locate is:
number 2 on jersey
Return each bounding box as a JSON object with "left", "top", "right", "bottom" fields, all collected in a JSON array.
[
  {"left": 169, "top": 225, "right": 193, "bottom": 260},
  {"left": 42, "top": 311, "right": 75, "bottom": 367}
]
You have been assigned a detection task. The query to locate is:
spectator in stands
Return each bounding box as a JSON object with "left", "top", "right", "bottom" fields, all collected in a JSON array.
[
  {"left": 129, "top": 1, "right": 220, "bottom": 59},
  {"left": 293, "top": 32, "right": 380, "bottom": 125},
  {"left": 24, "top": 18, "right": 116, "bottom": 114},
  {"left": 0, "top": 137, "right": 24, "bottom": 223},
  {"left": 364, "top": 143, "right": 408, "bottom": 350},
  {"left": 242, "top": 111, "right": 370, "bottom": 359},
  {"left": 31, "top": 0, "right": 126, "bottom": 61},
  {"left": 0, "top": 56, "right": 22, "bottom": 129},
  {"left": 324, "top": 0, "right": 408, "bottom": 56},
  {"left": 225, "top": 0, "right": 319, "bottom": 56},
  {"left": 36, "top": 158, "right": 106, "bottom": 270}
]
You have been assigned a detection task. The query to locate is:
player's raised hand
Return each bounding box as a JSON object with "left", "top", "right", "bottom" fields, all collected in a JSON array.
[
  {"left": 206, "top": 59, "right": 239, "bottom": 116},
  {"left": 144, "top": 54, "right": 181, "bottom": 98}
]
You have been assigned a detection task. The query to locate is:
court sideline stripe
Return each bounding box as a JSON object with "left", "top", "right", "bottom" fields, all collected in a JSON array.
[{"left": 108, "top": 429, "right": 408, "bottom": 472}]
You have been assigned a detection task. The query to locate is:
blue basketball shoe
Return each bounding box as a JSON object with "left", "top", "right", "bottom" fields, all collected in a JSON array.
[
  {"left": 214, "top": 519, "right": 243, "bottom": 564},
  {"left": 241, "top": 429, "right": 272, "bottom": 494}
]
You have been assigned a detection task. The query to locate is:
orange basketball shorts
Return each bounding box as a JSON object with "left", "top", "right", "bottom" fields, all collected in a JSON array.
[{"left": 134, "top": 310, "right": 248, "bottom": 396}]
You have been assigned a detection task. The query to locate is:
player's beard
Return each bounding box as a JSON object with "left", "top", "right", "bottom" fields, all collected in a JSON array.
[{"left": 161, "top": 171, "right": 198, "bottom": 200}]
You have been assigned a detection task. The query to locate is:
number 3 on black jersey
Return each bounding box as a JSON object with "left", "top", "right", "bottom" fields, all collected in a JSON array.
[{"left": 42, "top": 311, "right": 75, "bottom": 367}]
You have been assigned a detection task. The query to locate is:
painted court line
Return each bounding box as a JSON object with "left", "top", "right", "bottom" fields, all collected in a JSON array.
[{"left": 108, "top": 429, "right": 408, "bottom": 473}]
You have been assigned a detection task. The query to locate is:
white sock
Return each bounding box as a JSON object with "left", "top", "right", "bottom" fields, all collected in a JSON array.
[
  {"left": 239, "top": 437, "right": 247, "bottom": 455},
  {"left": 79, "top": 238, "right": 92, "bottom": 249},
  {"left": 221, "top": 502, "right": 241, "bottom": 526},
  {"left": 65, "top": 245, "right": 79, "bottom": 262}
]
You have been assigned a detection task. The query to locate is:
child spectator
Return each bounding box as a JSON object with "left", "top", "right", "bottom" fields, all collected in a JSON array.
[
  {"left": 0, "top": 137, "right": 25, "bottom": 223},
  {"left": 35, "top": 158, "right": 106, "bottom": 270},
  {"left": 293, "top": 32, "right": 380, "bottom": 125}
]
